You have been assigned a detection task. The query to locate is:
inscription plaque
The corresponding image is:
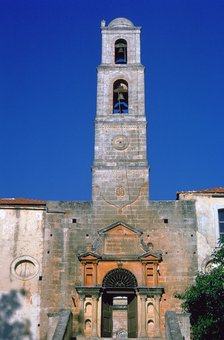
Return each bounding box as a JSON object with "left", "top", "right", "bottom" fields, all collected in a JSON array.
[{"left": 104, "top": 236, "right": 137, "bottom": 255}]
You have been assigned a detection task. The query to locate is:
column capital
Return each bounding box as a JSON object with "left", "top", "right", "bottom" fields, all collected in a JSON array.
[{"left": 75, "top": 286, "right": 102, "bottom": 299}]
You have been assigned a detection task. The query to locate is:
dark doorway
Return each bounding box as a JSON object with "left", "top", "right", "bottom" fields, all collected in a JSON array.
[
  {"left": 101, "top": 290, "right": 137, "bottom": 338},
  {"left": 101, "top": 268, "right": 138, "bottom": 338}
]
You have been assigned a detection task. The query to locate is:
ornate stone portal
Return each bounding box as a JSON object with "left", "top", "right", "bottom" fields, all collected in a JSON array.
[{"left": 76, "top": 222, "right": 163, "bottom": 338}]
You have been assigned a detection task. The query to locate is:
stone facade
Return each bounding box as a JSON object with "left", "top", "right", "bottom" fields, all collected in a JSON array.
[
  {"left": 178, "top": 189, "right": 224, "bottom": 272},
  {"left": 0, "top": 17, "right": 223, "bottom": 339}
]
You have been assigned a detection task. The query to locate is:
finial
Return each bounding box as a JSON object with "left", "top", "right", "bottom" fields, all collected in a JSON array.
[{"left": 101, "top": 20, "right": 106, "bottom": 28}]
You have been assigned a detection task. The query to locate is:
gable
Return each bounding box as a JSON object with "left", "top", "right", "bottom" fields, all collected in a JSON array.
[{"left": 98, "top": 221, "right": 142, "bottom": 236}]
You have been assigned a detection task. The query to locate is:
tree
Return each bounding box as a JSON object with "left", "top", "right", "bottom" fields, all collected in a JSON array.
[
  {"left": 176, "top": 240, "right": 224, "bottom": 340},
  {"left": 0, "top": 289, "right": 31, "bottom": 339}
]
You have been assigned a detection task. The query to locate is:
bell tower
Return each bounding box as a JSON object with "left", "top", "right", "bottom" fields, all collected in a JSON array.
[{"left": 92, "top": 18, "right": 149, "bottom": 213}]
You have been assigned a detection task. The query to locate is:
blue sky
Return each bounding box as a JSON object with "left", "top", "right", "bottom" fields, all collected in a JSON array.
[{"left": 1, "top": 0, "right": 224, "bottom": 201}]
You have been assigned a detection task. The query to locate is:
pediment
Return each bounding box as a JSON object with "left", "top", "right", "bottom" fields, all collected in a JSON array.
[
  {"left": 139, "top": 251, "right": 162, "bottom": 262},
  {"left": 78, "top": 251, "right": 101, "bottom": 261},
  {"left": 98, "top": 221, "right": 143, "bottom": 236}
]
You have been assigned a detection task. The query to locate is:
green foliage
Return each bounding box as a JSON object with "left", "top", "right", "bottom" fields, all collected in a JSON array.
[
  {"left": 0, "top": 289, "right": 31, "bottom": 339},
  {"left": 176, "top": 240, "right": 224, "bottom": 340}
]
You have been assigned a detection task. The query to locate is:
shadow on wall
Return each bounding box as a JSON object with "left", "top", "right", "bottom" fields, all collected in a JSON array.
[
  {"left": 74, "top": 310, "right": 84, "bottom": 335},
  {"left": 0, "top": 289, "right": 31, "bottom": 339}
]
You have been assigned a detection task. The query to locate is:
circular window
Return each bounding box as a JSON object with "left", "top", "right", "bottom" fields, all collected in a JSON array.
[
  {"left": 11, "top": 256, "right": 39, "bottom": 280},
  {"left": 112, "top": 135, "right": 129, "bottom": 150}
]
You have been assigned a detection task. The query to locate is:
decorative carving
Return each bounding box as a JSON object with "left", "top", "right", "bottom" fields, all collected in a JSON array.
[
  {"left": 102, "top": 268, "right": 137, "bottom": 288},
  {"left": 141, "top": 238, "right": 154, "bottom": 252},
  {"left": 98, "top": 182, "right": 147, "bottom": 211},
  {"left": 115, "top": 186, "right": 125, "bottom": 197},
  {"left": 112, "top": 135, "right": 129, "bottom": 150}
]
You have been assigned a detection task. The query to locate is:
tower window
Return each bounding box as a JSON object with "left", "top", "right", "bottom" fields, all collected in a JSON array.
[
  {"left": 115, "top": 39, "right": 127, "bottom": 64},
  {"left": 218, "top": 209, "right": 224, "bottom": 240},
  {"left": 113, "top": 80, "right": 128, "bottom": 114}
]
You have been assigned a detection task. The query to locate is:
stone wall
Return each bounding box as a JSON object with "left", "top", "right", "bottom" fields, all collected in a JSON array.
[
  {"left": 33, "top": 197, "right": 197, "bottom": 338},
  {"left": 178, "top": 192, "right": 224, "bottom": 271},
  {"left": 0, "top": 204, "right": 45, "bottom": 339},
  {"left": 40, "top": 201, "right": 92, "bottom": 338}
]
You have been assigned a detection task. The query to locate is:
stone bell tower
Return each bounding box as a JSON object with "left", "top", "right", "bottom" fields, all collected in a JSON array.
[{"left": 92, "top": 18, "right": 149, "bottom": 217}]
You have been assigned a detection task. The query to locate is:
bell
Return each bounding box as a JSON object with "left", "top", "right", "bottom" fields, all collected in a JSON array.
[
  {"left": 118, "top": 47, "right": 124, "bottom": 53},
  {"left": 118, "top": 93, "right": 125, "bottom": 101}
]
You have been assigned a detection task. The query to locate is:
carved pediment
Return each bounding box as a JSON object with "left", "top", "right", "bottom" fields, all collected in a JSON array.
[
  {"left": 78, "top": 222, "right": 162, "bottom": 261},
  {"left": 139, "top": 251, "right": 162, "bottom": 262},
  {"left": 98, "top": 221, "right": 143, "bottom": 236},
  {"left": 78, "top": 251, "right": 101, "bottom": 262}
]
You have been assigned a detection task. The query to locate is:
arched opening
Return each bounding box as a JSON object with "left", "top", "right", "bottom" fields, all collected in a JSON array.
[
  {"left": 101, "top": 268, "right": 138, "bottom": 338},
  {"left": 115, "top": 39, "right": 127, "bottom": 64},
  {"left": 85, "top": 319, "right": 92, "bottom": 336},
  {"left": 85, "top": 302, "right": 92, "bottom": 314},
  {"left": 113, "top": 80, "right": 128, "bottom": 114},
  {"left": 147, "top": 320, "right": 155, "bottom": 337}
]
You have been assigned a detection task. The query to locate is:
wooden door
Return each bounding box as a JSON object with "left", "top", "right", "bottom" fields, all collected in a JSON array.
[
  {"left": 128, "top": 294, "right": 137, "bottom": 338},
  {"left": 101, "top": 294, "right": 113, "bottom": 337}
]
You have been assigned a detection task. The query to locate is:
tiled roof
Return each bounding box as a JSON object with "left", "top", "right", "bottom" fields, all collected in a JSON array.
[
  {"left": 0, "top": 198, "right": 46, "bottom": 205},
  {"left": 192, "top": 187, "right": 224, "bottom": 193},
  {"left": 177, "top": 187, "right": 224, "bottom": 199}
]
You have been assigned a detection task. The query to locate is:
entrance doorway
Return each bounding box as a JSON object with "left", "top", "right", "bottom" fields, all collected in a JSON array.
[{"left": 101, "top": 268, "right": 138, "bottom": 338}]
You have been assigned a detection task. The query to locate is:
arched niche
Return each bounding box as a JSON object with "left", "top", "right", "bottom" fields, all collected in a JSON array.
[
  {"left": 147, "top": 302, "right": 154, "bottom": 315},
  {"left": 85, "top": 302, "right": 92, "bottom": 315},
  {"left": 85, "top": 319, "right": 92, "bottom": 336},
  {"left": 147, "top": 319, "right": 154, "bottom": 335}
]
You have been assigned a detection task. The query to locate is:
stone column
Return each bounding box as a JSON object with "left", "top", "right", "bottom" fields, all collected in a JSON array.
[
  {"left": 92, "top": 295, "right": 98, "bottom": 336},
  {"left": 93, "top": 262, "right": 97, "bottom": 285},
  {"left": 154, "top": 295, "right": 161, "bottom": 337},
  {"left": 97, "top": 293, "right": 102, "bottom": 337},
  {"left": 140, "top": 294, "right": 147, "bottom": 337},
  {"left": 153, "top": 263, "right": 158, "bottom": 286},
  {"left": 142, "top": 262, "right": 147, "bottom": 286},
  {"left": 79, "top": 295, "right": 85, "bottom": 313},
  {"left": 81, "top": 263, "right": 85, "bottom": 285}
]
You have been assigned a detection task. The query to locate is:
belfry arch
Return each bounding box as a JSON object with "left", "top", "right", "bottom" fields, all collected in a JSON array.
[{"left": 113, "top": 79, "right": 128, "bottom": 113}]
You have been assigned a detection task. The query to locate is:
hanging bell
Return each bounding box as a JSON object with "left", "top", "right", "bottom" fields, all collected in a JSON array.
[
  {"left": 118, "top": 47, "right": 124, "bottom": 53},
  {"left": 118, "top": 93, "right": 125, "bottom": 101}
]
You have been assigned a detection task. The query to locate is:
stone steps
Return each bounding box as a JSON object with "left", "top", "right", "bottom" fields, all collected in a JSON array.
[{"left": 75, "top": 337, "right": 165, "bottom": 340}]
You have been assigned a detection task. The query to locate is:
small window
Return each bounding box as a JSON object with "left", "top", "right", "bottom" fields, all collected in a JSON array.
[
  {"left": 113, "top": 79, "right": 128, "bottom": 114},
  {"left": 115, "top": 39, "right": 127, "bottom": 64},
  {"left": 218, "top": 209, "right": 224, "bottom": 240}
]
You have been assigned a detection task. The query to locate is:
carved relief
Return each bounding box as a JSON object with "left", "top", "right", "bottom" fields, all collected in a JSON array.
[
  {"left": 98, "top": 181, "right": 147, "bottom": 211},
  {"left": 115, "top": 186, "right": 125, "bottom": 197},
  {"left": 112, "top": 135, "right": 129, "bottom": 150}
]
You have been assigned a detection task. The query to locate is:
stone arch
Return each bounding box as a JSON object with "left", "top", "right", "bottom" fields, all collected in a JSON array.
[
  {"left": 115, "top": 39, "right": 127, "bottom": 64},
  {"left": 102, "top": 268, "right": 137, "bottom": 288},
  {"left": 113, "top": 79, "right": 128, "bottom": 114}
]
